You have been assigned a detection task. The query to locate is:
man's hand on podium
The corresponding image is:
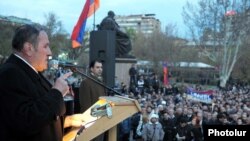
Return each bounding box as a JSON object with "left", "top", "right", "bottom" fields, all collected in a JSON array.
[{"left": 64, "top": 114, "right": 85, "bottom": 128}]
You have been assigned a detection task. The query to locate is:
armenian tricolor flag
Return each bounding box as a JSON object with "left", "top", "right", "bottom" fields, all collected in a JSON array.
[
  {"left": 71, "top": 0, "right": 100, "bottom": 48},
  {"left": 163, "top": 61, "right": 169, "bottom": 86}
]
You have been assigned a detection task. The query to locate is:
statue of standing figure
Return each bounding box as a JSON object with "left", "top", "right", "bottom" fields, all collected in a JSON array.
[{"left": 98, "top": 11, "right": 133, "bottom": 58}]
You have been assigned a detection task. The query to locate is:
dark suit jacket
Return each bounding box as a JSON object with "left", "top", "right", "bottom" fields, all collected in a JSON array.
[
  {"left": 79, "top": 74, "right": 107, "bottom": 141},
  {"left": 79, "top": 74, "right": 106, "bottom": 113},
  {"left": 0, "top": 54, "right": 66, "bottom": 141}
]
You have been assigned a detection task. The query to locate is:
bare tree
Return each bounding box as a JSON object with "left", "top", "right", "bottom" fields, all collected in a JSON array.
[
  {"left": 182, "top": 0, "right": 250, "bottom": 87},
  {"left": 132, "top": 24, "right": 183, "bottom": 74},
  {"left": 0, "top": 23, "right": 15, "bottom": 57},
  {"left": 232, "top": 36, "right": 250, "bottom": 81},
  {"left": 43, "top": 12, "right": 70, "bottom": 58}
]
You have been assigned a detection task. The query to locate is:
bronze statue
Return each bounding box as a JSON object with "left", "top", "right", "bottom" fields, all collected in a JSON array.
[{"left": 98, "top": 11, "right": 133, "bottom": 58}]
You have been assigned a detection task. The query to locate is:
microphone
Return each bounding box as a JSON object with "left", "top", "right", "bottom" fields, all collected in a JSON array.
[
  {"left": 48, "top": 59, "right": 79, "bottom": 85},
  {"left": 48, "top": 59, "right": 60, "bottom": 70},
  {"left": 48, "top": 59, "right": 84, "bottom": 70},
  {"left": 49, "top": 60, "right": 123, "bottom": 96}
]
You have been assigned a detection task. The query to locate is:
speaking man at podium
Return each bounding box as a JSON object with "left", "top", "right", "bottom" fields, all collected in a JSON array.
[{"left": 0, "top": 24, "right": 85, "bottom": 141}]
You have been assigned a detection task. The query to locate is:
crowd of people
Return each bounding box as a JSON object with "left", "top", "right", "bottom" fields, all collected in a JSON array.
[{"left": 116, "top": 64, "right": 250, "bottom": 141}]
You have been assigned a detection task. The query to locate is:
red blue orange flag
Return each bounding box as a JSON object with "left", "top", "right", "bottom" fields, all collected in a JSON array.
[
  {"left": 163, "top": 62, "right": 169, "bottom": 86},
  {"left": 225, "top": 10, "right": 236, "bottom": 16},
  {"left": 71, "top": 0, "right": 100, "bottom": 48}
]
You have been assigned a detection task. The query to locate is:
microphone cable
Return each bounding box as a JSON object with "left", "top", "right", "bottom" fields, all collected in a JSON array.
[{"left": 73, "top": 118, "right": 100, "bottom": 141}]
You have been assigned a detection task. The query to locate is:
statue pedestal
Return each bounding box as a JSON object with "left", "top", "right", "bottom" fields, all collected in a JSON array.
[{"left": 115, "top": 57, "right": 137, "bottom": 87}]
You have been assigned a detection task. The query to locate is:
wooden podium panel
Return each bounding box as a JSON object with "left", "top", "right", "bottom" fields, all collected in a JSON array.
[{"left": 63, "top": 95, "right": 141, "bottom": 141}]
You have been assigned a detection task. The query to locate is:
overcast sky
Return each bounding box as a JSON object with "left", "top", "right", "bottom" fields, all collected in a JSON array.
[{"left": 0, "top": 0, "right": 198, "bottom": 37}]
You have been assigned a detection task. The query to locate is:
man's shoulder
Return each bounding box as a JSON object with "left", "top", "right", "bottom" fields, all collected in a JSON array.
[
  {"left": 80, "top": 77, "right": 95, "bottom": 85},
  {"left": 0, "top": 63, "right": 21, "bottom": 75},
  {"left": 80, "top": 78, "right": 89, "bottom": 84}
]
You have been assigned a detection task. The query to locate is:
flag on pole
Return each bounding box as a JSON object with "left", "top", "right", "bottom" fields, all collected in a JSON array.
[
  {"left": 71, "top": 0, "right": 100, "bottom": 48},
  {"left": 225, "top": 10, "right": 236, "bottom": 16},
  {"left": 163, "top": 61, "right": 169, "bottom": 86}
]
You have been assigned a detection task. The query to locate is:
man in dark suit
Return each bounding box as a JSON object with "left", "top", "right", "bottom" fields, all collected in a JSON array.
[
  {"left": 0, "top": 24, "right": 84, "bottom": 141},
  {"left": 79, "top": 59, "right": 107, "bottom": 141},
  {"left": 79, "top": 59, "right": 106, "bottom": 113}
]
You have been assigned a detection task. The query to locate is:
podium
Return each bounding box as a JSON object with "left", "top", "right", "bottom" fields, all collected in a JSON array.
[{"left": 63, "top": 95, "right": 141, "bottom": 141}]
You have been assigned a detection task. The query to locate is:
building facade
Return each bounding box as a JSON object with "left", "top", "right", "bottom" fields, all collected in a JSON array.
[
  {"left": 0, "top": 15, "right": 34, "bottom": 25},
  {"left": 115, "top": 14, "right": 161, "bottom": 35}
]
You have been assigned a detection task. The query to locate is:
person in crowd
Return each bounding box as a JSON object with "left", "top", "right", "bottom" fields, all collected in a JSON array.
[
  {"left": 131, "top": 106, "right": 147, "bottom": 141},
  {"left": 121, "top": 82, "right": 128, "bottom": 95},
  {"left": 118, "top": 117, "right": 132, "bottom": 141},
  {"left": 161, "top": 110, "right": 177, "bottom": 141},
  {"left": 175, "top": 118, "right": 193, "bottom": 141},
  {"left": 0, "top": 24, "right": 85, "bottom": 141},
  {"left": 136, "top": 115, "right": 149, "bottom": 141},
  {"left": 191, "top": 112, "right": 204, "bottom": 141},
  {"left": 129, "top": 63, "right": 137, "bottom": 86},
  {"left": 213, "top": 112, "right": 231, "bottom": 125},
  {"left": 79, "top": 59, "right": 106, "bottom": 112},
  {"left": 137, "top": 75, "right": 145, "bottom": 96},
  {"left": 142, "top": 114, "right": 165, "bottom": 141},
  {"left": 183, "top": 108, "right": 194, "bottom": 123},
  {"left": 152, "top": 73, "right": 161, "bottom": 93},
  {"left": 79, "top": 59, "right": 107, "bottom": 141}
]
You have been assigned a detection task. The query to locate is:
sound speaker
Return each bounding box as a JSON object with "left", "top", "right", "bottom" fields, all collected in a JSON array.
[{"left": 90, "top": 30, "right": 116, "bottom": 89}]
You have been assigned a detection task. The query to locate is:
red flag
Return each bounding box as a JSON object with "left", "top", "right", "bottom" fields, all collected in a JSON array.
[
  {"left": 163, "top": 62, "right": 169, "bottom": 86},
  {"left": 71, "top": 0, "right": 100, "bottom": 48},
  {"left": 225, "top": 10, "right": 236, "bottom": 16},
  {"left": 88, "top": 0, "right": 100, "bottom": 17}
]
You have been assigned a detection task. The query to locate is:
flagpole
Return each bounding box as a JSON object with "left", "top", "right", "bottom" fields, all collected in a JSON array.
[{"left": 93, "top": 1, "right": 96, "bottom": 31}]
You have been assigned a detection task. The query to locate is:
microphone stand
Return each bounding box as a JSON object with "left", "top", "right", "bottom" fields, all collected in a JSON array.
[
  {"left": 70, "top": 67, "right": 122, "bottom": 96},
  {"left": 60, "top": 66, "right": 122, "bottom": 141}
]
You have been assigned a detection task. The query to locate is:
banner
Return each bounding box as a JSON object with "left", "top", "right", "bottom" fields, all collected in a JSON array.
[{"left": 186, "top": 87, "right": 213, "bottom": 104}]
